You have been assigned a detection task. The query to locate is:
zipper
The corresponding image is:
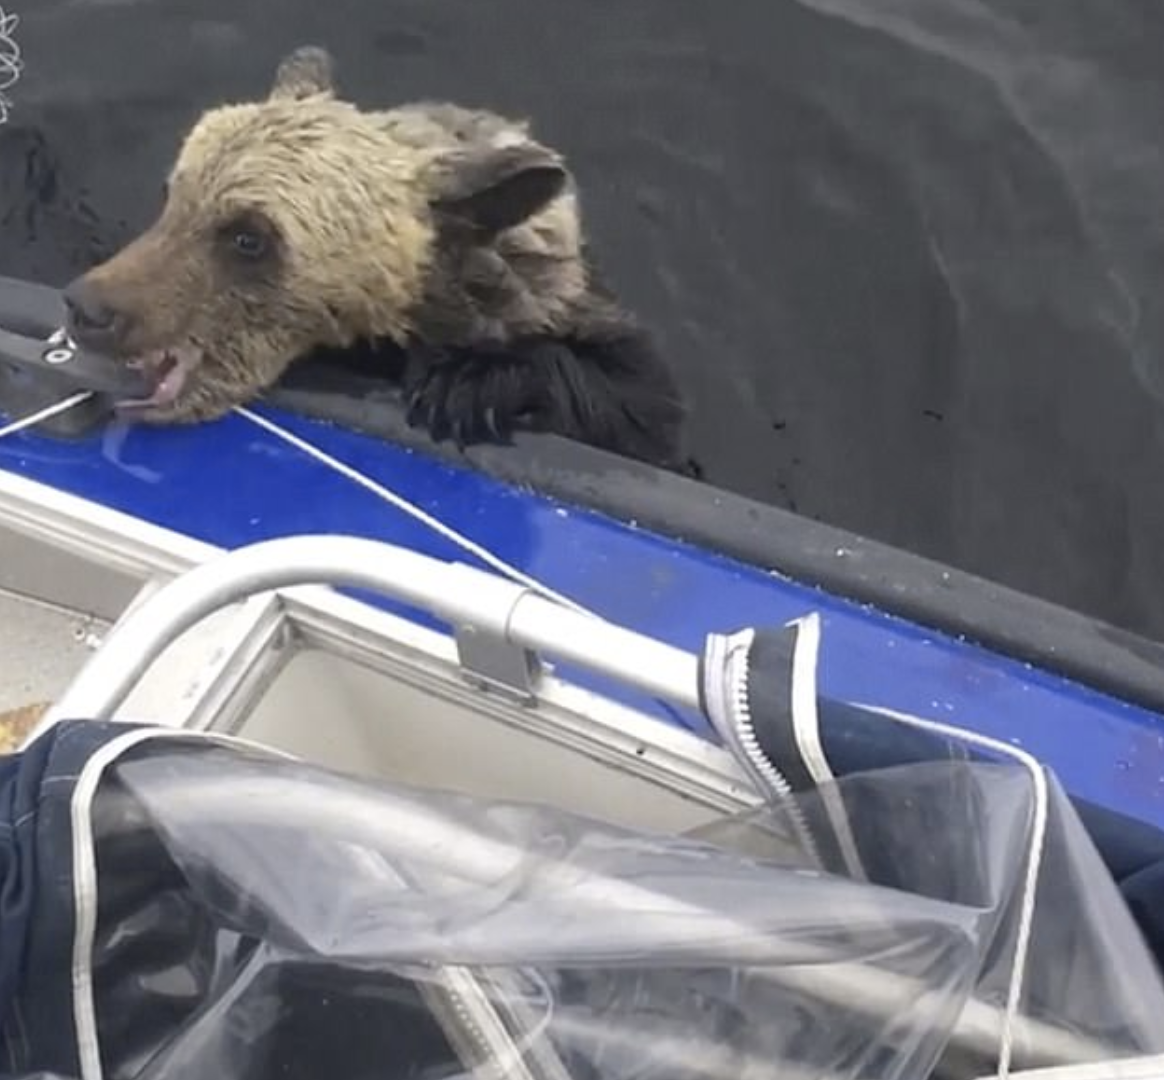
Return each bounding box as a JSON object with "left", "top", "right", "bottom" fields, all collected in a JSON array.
[{"left": 702, "top": 627, "right": 824, "bottom": 867}]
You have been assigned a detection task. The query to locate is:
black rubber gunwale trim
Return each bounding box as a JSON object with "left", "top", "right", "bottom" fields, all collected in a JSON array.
[
  {"left": 264, "top": 375, "right": 1164, "bottom": 721},
  {"left": 2, "top": 273, "right": 1159, "bottom": 712}
]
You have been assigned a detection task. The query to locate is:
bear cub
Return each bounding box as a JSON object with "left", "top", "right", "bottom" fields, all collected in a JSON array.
[{"left": 62, "top": 45, "right": 688, "bottom": 468}]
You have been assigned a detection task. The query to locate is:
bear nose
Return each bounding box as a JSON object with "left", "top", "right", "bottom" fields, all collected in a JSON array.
[{"left": 63, "top": 277, "right": 129, "bottom": 347}]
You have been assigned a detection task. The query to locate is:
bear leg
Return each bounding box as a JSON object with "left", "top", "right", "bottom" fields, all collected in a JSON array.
[{"left": 403, "top": 329, "right": 687, "bottom": 468}]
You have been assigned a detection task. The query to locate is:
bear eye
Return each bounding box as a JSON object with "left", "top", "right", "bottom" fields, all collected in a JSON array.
[
  {"left": 216, "top": 212, "right": 278, "bottom": 265},
  {"left": 230, "top": 229, "right": 268, "bottom": 259}
]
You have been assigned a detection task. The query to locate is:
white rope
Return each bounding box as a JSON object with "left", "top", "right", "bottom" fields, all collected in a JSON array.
[
  {"left": 234, "top": 405, "right": 595, "bottom": 617},
  {"left": 0, "top": 7, "right": 22, "bottom": 125},
  {"left": 0, "top": 390, "right": 93, "bottom": 437},
  {"left": 860, "top": 703, "right": 1049, "bottom": 1080},
  {"left": 0, "top": 392, "right": 593, "bottom": 615}
]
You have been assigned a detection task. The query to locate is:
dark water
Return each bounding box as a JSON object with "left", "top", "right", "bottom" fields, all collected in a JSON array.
[{"left": 5, "top": 0, "right": 1164, "bottom": 641}]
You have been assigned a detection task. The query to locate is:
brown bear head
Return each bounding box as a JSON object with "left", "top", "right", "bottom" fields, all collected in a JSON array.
[{"left": 62, "top": 46, "right": 571, "bottom": 423}]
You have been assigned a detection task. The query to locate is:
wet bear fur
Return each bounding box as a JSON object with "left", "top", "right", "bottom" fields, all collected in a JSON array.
[{"left": 62, "top": 46, "right": 688, "bottom": 469}]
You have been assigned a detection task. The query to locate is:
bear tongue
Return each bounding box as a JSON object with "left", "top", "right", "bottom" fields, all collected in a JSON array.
[
  {"left": 119, "top": 347, "right": 201, "bottom": 410},
  {"left": 151, "top": 355, "right": 190, "bottom": 407}
]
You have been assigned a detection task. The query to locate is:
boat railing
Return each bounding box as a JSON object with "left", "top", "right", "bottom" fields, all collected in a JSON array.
[{"left": 43, "top": 533, "right": 701, "bottom": 726}]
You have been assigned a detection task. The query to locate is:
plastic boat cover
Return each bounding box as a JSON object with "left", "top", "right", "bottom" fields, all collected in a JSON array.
[{"left": 0, "top": 711, "right": 1162, "bottom": 1080}]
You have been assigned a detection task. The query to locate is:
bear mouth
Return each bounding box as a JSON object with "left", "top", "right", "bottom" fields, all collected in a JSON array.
[{"left": 115, "top": 346, "right": 204, "bottom": 412}]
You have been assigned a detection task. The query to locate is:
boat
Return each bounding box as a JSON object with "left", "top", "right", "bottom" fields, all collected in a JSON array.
[{"left": 3, "top": 272, "right": 1164, "bottom": 1080}]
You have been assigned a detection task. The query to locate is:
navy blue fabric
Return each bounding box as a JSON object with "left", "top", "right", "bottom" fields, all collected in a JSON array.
[
  {"left": 0, "top": 712, "right": 1162, "bottom": 1080},
  {"left": 0, "top": 724, "right": 57, "bottom": 1062},
  {"left": 817, "top": 697, "right": 1164, "bottom": 969},
  {"left": 0, "top": 720, "right": 150, "bottom": 1078},
  {"left": 1069, "top": 800, "right": 1164, "bottom": 964}
]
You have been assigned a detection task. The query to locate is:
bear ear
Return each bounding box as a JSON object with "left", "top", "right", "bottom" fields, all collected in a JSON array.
[
  {"left": 430, "top": 144, "right": 569, "bottom": 234},
  {"left": 268, "top": 45, "right": 337, "bottom": 102}
]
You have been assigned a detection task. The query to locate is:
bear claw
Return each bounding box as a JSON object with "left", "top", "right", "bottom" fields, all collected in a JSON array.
[{"left": 404, "top": 364, "right": 517, "bottom": 451}]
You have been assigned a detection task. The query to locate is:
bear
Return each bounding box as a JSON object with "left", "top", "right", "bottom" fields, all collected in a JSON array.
[{"left": 60, "top": 45, "right": 689, "bottom": 469}]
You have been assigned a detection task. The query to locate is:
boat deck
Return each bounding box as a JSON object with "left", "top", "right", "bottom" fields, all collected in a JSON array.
[{"left": 0, "top": 589, "right": 107, "bottom": 747}]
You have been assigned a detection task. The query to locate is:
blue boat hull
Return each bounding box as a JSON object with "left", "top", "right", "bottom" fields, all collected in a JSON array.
[{"left": 1, "top": 394, "right": 1162, "bottom": 832}]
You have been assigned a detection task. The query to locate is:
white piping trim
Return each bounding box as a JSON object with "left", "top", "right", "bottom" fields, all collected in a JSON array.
[{"left": 68, "top": 726, "right": 298, "bottom": 1080}]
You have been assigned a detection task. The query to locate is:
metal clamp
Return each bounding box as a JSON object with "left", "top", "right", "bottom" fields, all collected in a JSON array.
[{"left": 0, "top": 275, "right": 147, "bottom": 438}]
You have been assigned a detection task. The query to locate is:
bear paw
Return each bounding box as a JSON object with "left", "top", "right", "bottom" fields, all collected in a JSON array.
[{"left": 404, "top": 354, "right": 535, "bottom": 450}]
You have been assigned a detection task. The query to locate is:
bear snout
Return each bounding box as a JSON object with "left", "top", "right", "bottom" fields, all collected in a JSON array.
[{"left": 63, "top": 275, "right": 135, "bottom": 355}]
